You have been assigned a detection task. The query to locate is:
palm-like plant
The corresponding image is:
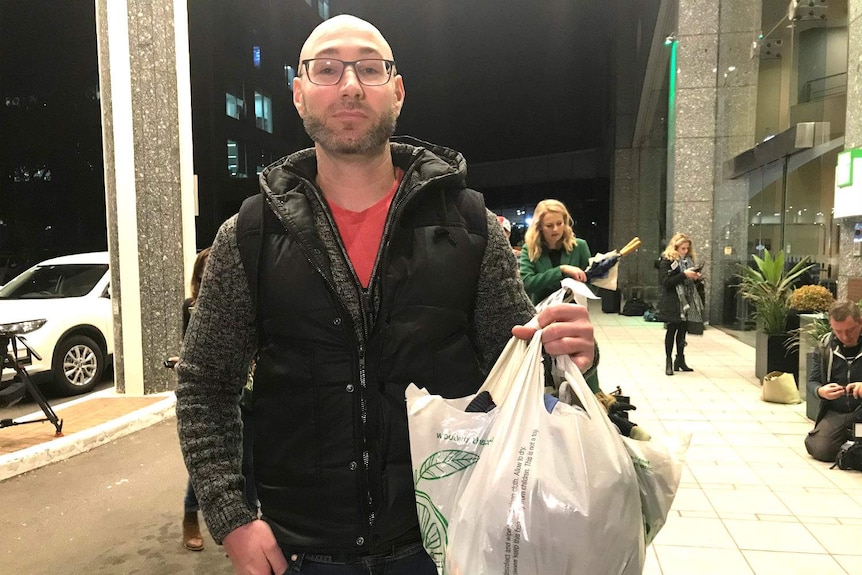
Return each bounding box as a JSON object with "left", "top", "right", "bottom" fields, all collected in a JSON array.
[{"left": 736, "top": 249, "right": 814, "bottom": 334}]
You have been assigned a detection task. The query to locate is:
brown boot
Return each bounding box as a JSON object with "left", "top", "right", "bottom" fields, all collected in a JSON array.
[{"left": 183, "top": 511, "right": 204, "bottom": 551}]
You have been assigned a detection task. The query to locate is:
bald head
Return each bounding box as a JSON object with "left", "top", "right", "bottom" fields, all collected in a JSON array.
[{"left": 299, "top": 15, "right": 394, "bottom": 66}]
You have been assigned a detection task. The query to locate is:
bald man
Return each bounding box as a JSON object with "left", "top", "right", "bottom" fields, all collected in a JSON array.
[{"left": 176, "top": 15, "right": 597, "bottom": 574}]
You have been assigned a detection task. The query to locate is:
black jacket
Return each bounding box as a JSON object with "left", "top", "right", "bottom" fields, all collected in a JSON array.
[
  {"left": 808, "top": 332, "right": 862, "bottom": 423},
  {"left": 657, "top": 257, "right": 687, "bottom": 322},
  {"left": 176, "top": 137, "right": 535, "bottom": 548},
  {"left": 236, "top": 139, "right": 490, "bottom": 554},
  {"left": 657, "top": 256, "right": 703, "bottom": 323}
]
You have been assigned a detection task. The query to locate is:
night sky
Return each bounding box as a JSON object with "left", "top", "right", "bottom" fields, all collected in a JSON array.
[
  {"left": 335, "top": 1, "right": 613, "bottom": 164},
  {"left": 0, "top": 0, "right": 616, "bottom": 257}
]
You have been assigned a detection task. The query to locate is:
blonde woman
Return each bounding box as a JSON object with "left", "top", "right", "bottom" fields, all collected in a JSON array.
[
  {"left": 519, "top": 199, "right": 592, "bottom": 305},
  {"left": 520, "top": 200, "right": 600, "bottom": 394},
  {"left": 657, "top": 233, "right": 704, "bottom": 375}
]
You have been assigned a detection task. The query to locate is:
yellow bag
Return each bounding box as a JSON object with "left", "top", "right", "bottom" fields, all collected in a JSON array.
[{"left": 761, "top": 371, "right": 801, "bottom": 404}]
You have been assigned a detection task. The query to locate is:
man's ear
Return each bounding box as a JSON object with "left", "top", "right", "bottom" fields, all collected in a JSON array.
[{"left": 392, "top": 75, "right": 405, "bottom": 116}]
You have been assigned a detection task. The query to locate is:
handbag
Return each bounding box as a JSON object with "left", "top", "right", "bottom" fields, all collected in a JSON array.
[
  {"left": 686, "top": 321, "right": 704, "bottom": 335},
  {"left": 406, "top": 331, "right": 644, "bottom": 574},
  {"left": 761, "top": 371, "right": 801, "bottom": 404}
]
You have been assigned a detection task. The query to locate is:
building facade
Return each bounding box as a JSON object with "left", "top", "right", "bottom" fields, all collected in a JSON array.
[
  {"left": 187, "top": 0, "right": 330, "bottom": 246},
  {"left": 612, "top": 0, "right": 862, "bottom": 335}
]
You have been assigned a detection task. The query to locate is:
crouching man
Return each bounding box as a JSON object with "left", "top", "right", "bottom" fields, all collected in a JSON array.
[{"left": 805, "top": 300, "right": 862, "bottom": 462}]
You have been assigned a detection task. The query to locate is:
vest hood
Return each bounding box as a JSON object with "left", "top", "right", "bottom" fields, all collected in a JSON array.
[{"left": 258, "top": 136, "right": 468, "bottom": 206}]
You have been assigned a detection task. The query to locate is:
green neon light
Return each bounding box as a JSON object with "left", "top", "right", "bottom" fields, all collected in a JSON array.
[{"left": 668, "top": 39, "right": 678, "bottom": 139}]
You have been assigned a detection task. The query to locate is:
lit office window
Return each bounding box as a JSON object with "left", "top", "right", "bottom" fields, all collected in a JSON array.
[
  {"left": 253, "top": 46, "right": 261, "bottom": 68},
  {"left": 285, "top": 65, "right": 296, "bottom": 89},
  {"left": 318, "top": 0, "right": 329, "bottom": 19},
  {"left": 254, "top": 92, "right": 273, "bottom": 133},
  {"left": 227, "top": 139, "right": 247, "bottom": 178},
  {"left": 226, "top": 92, "right": 244, "bottom": 119}
]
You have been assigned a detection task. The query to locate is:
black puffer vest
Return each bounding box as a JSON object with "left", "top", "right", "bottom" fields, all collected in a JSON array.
[{"left": 236, "top": 142, "right": 488, "bottom": 555}]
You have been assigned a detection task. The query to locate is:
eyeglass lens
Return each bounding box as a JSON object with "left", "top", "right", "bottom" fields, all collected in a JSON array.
[{"left": 304, "top": 59, "right": 392, "bottom": 86}]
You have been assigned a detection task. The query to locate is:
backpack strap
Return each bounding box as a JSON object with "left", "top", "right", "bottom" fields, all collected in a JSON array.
[{"left": 236, "top": 193, "right": 267, "bottom": 344}]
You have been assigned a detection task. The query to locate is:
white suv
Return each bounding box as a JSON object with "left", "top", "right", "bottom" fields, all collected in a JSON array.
[{"left": 0, "top": 252, "right": 113, "bottom": 395}]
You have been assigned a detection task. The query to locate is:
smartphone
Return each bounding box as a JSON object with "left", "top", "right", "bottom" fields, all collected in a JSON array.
[
  {"left": 691, "top": 265, "right": 703, "bottom": 273},
  {"left": 163, "top": 358, "right": 177, "bottom": 369}
]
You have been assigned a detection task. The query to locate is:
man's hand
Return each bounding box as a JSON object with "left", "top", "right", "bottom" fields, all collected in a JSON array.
[
  {"left": 818, "top": 383, "right": 847, "bottom": 400},
  {"left": 223, "top": 520, "right": 287, "bottom": 575},
  {"left": 512, "top": 303, "right": 595, "bottom": 372},
  {"left": 846, "top": 382, "right": 862, "bottom": 399}
]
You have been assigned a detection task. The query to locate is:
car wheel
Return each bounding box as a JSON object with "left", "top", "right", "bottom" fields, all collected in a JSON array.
[{"left": 51, "top": 335, "right": 105, "bottom": 395}]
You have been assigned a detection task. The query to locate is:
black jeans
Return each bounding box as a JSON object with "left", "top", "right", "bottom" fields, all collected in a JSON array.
[
  {"left": 283, "top": 543, "right": 437, "bottom": 575},
  {"left": 805, "top": 409, "right": 856, "bottom": 462}
]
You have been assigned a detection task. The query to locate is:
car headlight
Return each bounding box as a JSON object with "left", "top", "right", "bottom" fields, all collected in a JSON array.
[{"left": 0, "top": 319, "right": 47, "bottom": 335}]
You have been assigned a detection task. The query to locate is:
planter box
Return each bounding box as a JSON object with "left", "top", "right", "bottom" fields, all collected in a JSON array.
[{"left": 755, "top": 331, "right": 799, "bottom": 381}]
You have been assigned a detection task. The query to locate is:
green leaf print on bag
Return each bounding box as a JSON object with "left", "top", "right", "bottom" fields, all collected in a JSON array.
[
  {"left": 414, "top": 449, "right": 480, "bottom": 567},
  {"left": 418, "top": 449, "right": 480, "bottom": 481}
]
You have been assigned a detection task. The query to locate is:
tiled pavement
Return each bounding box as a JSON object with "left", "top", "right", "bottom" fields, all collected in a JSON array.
[
  {"left": 590, "top": 302, "right": 862, "bottom": 575},
  {"left": 1, "top": 300, "right": 861, "bottom": 573}
]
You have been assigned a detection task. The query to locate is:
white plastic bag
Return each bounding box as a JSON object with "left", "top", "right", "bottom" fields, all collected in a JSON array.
[
  {"left": 621, "top": 432, "right": 690, "bottom": 545},
  {"left": 406, "top": 331, "right": 645, "bottom": 575}
]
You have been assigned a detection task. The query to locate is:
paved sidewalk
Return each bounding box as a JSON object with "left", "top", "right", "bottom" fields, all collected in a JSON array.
[{"left": 0, "top": 387, "right": 175, "bottom": 482}]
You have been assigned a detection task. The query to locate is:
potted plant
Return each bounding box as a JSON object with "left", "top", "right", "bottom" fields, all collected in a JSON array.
[
  {"left": 736, "top": 249, "right": 814, "bottom": 380},
  {"left": 787, "top": 283, "right": 834, "bottom": 351},
  {"left": 788, "top": 284, "right": 835, "bottom": 314}
]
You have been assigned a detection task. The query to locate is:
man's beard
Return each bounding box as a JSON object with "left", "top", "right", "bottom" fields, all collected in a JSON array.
[{"left": 303, "top": 104, "right": 398, "bottom": 155}]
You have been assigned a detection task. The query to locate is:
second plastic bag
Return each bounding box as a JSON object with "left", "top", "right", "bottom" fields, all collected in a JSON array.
[{"left": 406, "top": 331, "right": 645, "bottom": 575}]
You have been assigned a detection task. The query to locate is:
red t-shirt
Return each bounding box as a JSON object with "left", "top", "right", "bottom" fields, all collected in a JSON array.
[{"left": 328, "top": 168, "right": 403, "bottom": 288}]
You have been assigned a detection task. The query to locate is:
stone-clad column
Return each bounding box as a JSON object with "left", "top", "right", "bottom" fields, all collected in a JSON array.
[
  {"left": 95, "top": 0, "right": 196, "bottom": 395},
  {"left": 837, "top": 0, "right": 862, "bottom": 297},
  {"left": 671, "top": 0, "right": 760, "bottom": 323},
  {"left": 670, "top": 0, "right": 720, "bottom": 313}
]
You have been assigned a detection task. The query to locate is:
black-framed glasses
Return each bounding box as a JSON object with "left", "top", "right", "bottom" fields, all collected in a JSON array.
[{"left": 300, "top": 58, "right": 395, "bottom": 86}]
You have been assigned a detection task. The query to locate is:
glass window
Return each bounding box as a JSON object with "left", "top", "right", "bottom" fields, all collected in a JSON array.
[
  {"left": 226, "top": 92, "right": 244, "bottom": 119},
  {"left": 318, "top": 0, "right": 329, "bottom": 20},
  {"left": 254, "top": 92, "right": 273, "bottom": 133},
  {"left": 0, "top": 264, "right": 108, "bottom": 299},
  {"left": 227, "top": 139, "right": 247, "bottom": 178},
  {"left": 253, "top": 46, "right": 261, "bottom": 68}
]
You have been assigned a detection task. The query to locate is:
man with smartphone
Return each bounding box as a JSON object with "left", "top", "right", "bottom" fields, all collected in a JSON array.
[{"left": 805, "top": 299, "right": 862, "bottom": 462}]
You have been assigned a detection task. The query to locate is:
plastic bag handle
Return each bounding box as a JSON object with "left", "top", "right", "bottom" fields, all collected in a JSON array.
[{"left": 477, "top": 332, "right": 540, "bottom": 402}]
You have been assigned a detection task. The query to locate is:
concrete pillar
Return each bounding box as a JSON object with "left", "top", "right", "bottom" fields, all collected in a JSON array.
[
  {"left": 609, "top": 0, "right": 667, "bottom": 296},
  {"left": 837, "top": 0, "right": 862, "bottom": 298},
  {"left": 669, "top": 0, "right": 720, "bottom": 313},
  {"left": 94, "top": 0, "right": 196, "bottom": 395},
  {"left": 670, "top": 0, "right": 760, "bottom": 322}
]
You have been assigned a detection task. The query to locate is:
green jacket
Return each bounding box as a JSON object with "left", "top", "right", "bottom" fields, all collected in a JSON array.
[
  {"left": 520, "top": 238, "right": 592, "bottom": 305},
  {"left": 519, "top": 237, "right": 599, "bottom": 393}
]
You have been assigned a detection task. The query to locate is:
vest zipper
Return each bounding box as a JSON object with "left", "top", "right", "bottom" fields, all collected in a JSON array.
[
  {"left": 264, "top": 190, "right": 376, "bottom": 538},
  {"left": 296, "top": 179, "right": 397, "bottom": 536}
]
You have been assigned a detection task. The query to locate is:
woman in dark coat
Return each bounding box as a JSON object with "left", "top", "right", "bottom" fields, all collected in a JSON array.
[{"left": 658, "top": 233, "right": 704, "bottom": 375}]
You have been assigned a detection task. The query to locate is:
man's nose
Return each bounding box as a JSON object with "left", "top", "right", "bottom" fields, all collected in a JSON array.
[{"left": 339, "top": 65, "right": 363, "bottom": 94}]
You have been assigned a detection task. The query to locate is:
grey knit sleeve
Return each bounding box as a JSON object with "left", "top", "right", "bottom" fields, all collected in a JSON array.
[
  {"left": 175, "top": 214, "right": 258, "bottom": 543},
  {"left": 470, "top": 210, "right": 535, "bottom": 374}
]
